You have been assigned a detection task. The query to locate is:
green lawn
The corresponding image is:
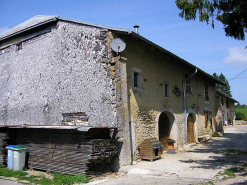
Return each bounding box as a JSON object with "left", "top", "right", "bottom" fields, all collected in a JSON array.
[
  {"left": 0, "top": 166, "right": 89, "bottom": 184},
  {"left": 236, "top": 109, "right": 247, "bottom": 117}
]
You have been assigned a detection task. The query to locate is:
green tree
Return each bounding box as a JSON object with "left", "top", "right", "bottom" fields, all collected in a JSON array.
[
  {"left": 235, "top": 111, "right": 245, "bottom": 120},
  {"left": 235, "top": 103, "right": 247, "bottom": 109},
  {"left": 213, "top": 72, "right": 232, "bottom": 97},
  {"left": 175, "top": 0, "right": 247, "bottom": 40}
]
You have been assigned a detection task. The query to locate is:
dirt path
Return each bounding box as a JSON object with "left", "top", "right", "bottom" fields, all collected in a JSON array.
[{"left": 90, "top": 125, "right": 247, "bottom": 185}]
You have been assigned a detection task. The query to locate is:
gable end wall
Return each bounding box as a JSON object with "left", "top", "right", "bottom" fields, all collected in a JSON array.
[{"left": 0, "top": 21, "right": 117, "bottom": 127}]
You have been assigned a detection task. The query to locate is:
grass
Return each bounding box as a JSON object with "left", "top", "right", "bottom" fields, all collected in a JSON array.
[
  {"left": 236, "top": 109, "right": 247, "bottom": 117},
  {"left": 0, "top": 165, "right": 89, "bottom": 184},
  {"left": 227, "top": 149, "right": 247, "bottom": 155},
  {"left": 224, "top": 149, "right": 247, "bottom": 157},
  {"left": 217, "top": 163, "right": 247, "bottom": 181},
  {"left": 212, "top": 132, "right": 221, "bottom": 137},
  {"left": 201, "top": 181, "right": 215, "bottom": 185},
  {"left": 0, "top": 166, "right": 28, "bottom": 178}
]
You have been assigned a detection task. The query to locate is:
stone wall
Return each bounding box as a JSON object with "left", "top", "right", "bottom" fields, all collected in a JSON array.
[
  {"left": 135, "top": 110, "right": 156, "bottom": 158},
  {"left": 0, "top": 21, "right": 117, "bottom": 127}
]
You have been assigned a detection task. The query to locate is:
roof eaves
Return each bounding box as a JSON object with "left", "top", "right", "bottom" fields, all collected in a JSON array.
[
  {"left": 216, "top": 90, "right": 239, "bottom": 103},
  {"left": 129, "top": 32, "right": 226, "bottom": 86},
  {"left": 0, "top": 16, "right": 58, "bottom": 42}
]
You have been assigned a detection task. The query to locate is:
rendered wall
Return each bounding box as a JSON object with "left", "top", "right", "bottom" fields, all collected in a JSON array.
[
  {"left": 116, "top": 34, "right": 217, "bottom": 159},
  {"left": 0, "top": 21, "right": 117, "bottom": 127}
]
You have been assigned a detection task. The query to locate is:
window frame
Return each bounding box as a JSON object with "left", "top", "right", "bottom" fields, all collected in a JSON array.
[
  {"left": 204, "top": 82, "right": 209, "bottom": 101},
  {"left": 132, "top": 68, "right": 142, "bottom": 89},
  {"left": 226, "top": 100, "right": 229, "bottom": 108},
  {"left": 15, "top": 42, "right": 22, "bottom": 51},
  {"left": 163, "top": 81, "right": 170, "bottom": 99},
  {"left": 221, "top": 97, "right": 224, "bottom": 106},
  {"left": 185, "top": 75, "right": 192, "bottom": 94}
]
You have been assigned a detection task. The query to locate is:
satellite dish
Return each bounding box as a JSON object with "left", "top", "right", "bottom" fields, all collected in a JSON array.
[{"left": 111, "top": 38, "right": 126, "bottom": 53}]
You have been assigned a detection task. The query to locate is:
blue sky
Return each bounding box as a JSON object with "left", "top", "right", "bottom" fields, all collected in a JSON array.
[{"left": 0, "top": 0, "right": 246, "bottom": 104}]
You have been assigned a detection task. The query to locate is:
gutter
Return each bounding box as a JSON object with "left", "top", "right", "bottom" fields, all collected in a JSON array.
[{"left": 183, "top": 68, "right": 197, "bottom": 144}]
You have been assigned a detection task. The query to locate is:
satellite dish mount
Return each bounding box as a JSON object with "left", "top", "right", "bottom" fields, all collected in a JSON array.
[{"left": 111, "top": 38, "right": 126, "bottom": 55}]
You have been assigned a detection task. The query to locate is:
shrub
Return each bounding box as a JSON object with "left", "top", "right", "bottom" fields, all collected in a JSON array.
[
  {"left": 212, "top": 132, "right": 220, "bottom": 137},
  {"left": 236, "top": 112, "right": 245, "bottom": 120},
  {"left": 244, "top": 117, "right": 247, "bottom": 121}
]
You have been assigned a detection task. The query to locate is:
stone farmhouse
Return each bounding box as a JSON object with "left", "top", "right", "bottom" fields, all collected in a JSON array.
[
  {"left": 0, "top": 15, "right": 237, "bottom": 173},
  {"left": 215, "top": 90, "right": 238, "bottom": 133}
]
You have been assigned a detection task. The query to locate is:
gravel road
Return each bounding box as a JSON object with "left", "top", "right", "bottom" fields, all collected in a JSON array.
[
  {"left": 89, "top": 125, "right": 247, "bottom": 185},
  {"left": 0, "top": 125, "right": 247, "bottom": 185}
]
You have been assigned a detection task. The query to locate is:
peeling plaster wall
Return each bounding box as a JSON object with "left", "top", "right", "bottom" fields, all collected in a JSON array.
[{"left": 0, "top": 21, "right": 117, "bottom": 127}]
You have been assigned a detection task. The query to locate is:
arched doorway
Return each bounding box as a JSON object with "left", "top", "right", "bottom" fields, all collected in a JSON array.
[
  {"left": 187, "top": 113, "right": 195, "bottom": 144},
  {"left": 158, "top": 111, "right": 175, "bottom": 149}
]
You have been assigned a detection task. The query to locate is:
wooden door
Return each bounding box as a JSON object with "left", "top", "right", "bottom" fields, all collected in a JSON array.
[{"left": 187, "top": 114, "right": 194, "bottom": 144}]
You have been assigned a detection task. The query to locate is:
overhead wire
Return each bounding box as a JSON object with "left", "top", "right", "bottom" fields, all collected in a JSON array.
[{"left": 229, "top": 69, "right": 247, "bottom": 81}]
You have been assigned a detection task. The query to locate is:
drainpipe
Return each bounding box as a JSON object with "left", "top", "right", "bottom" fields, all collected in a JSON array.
[
  {"left": 183, "top": 68, "right": 197, "bottom": 144},
  {"left": 219, "top": 95, "right": 224, "bottom": 134}
]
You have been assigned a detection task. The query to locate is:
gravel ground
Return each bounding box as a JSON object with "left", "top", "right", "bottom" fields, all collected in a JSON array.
[
  {"left": 89, "top": 125, "right": 247, "bottom": 185},
  {"left": 1, "top": 125, "right": 247, "bottom": 185}
]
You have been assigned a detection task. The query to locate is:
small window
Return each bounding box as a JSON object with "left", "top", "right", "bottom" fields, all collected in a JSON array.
[
  {"left": 221, "top": 98, "right": 224, "bottom": 106},
  {"left": 163, "top": 82, "right": 170, "bottom": 98},
  {"left": 134, "top": 72, "right": 139, "bottom": 87},
  {"left": 15, "top": 43, "right": 22, "bottom": 51},
  {"left": 132, "top": 68, "right": 142, "bottom": 88},
  {"left": 204, "top": 83, "right": 209, "bottom": 101},
  {"left": 226, "top": 100, "right": 229, "bottom": 108},
  {"left": 185, "top": 75, "right": 192, "bottom": 94}
]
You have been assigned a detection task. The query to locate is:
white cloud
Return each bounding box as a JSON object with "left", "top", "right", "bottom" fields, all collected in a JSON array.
[
  {"left": 224, "top": 47, "right": 247, "bottom": 67},
  {"left": 0, "top": 27, "right": 9, "bottom": 34}
]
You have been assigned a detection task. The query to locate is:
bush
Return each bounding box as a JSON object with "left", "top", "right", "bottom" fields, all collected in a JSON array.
[
  {"left": 244, "top": 117, "right": 247, "bottom": 121},
  {"left": 212, "top": 132, "right": 220, "bottom": 137},
  {"left": 236, "top": 112, "right": 245, "bottom": 120}
]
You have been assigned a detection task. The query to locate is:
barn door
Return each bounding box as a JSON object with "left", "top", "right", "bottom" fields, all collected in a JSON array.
[{"left": 187, "top": 114, "right": 195, "bottom": 144}]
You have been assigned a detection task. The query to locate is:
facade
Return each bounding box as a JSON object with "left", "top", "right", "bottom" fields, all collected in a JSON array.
[
  {"left": 0, "top": 15, "right": 232, "bottom": 171},
  {"left": 215, "top": 90, "right": 238, "bottom": 133}
]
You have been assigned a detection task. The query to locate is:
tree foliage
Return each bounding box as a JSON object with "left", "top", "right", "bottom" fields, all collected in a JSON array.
[
  {"left": 175, "top": 0, "right": 247, "bottom": 40},
  {"left": 235, "top": 103, "right": 247, "bottom": 109},
  {"left": 235, "top": 111, "right": 245, "bottom": 120},
  {"left": 213, "top": 72, "right": 232, "bottom": 97}
]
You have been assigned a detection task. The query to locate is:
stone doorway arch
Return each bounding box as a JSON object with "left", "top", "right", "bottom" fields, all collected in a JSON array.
[{"left": 158, "top": 111, "right": 176, "bottom": 149}]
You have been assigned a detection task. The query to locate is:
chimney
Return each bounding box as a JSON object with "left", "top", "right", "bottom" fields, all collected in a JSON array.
[{"left": 133, "top": 25, "right": 139, "bottom": 34}]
